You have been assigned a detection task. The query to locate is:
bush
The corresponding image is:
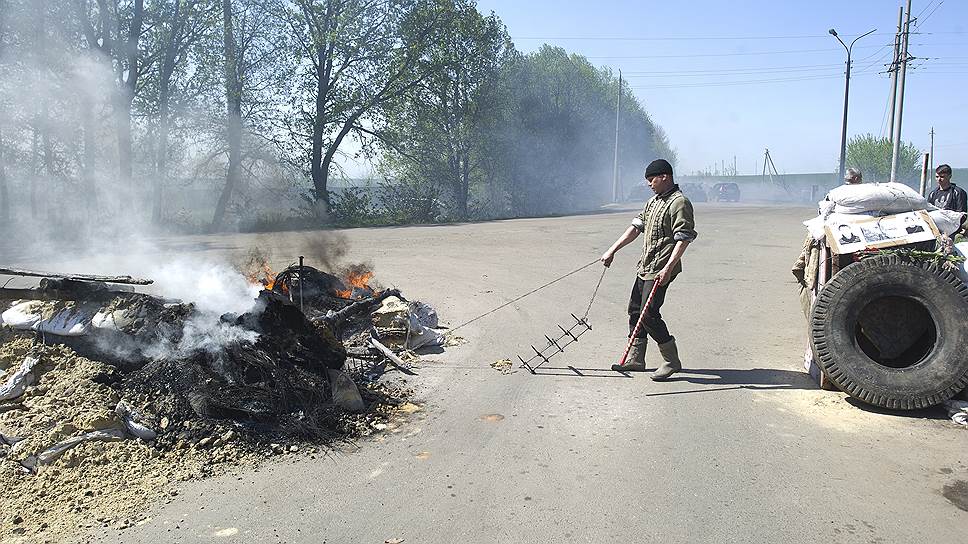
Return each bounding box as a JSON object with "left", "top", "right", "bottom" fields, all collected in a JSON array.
[
  {"left": 330, "top": 187, "right": 378, "bottom": 226},
  {"left": 377, "top": 179, "right": 445, "bottom": 224}
]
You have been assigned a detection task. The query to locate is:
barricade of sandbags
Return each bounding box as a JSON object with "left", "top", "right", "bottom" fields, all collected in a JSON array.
[{"left": 824, "top": 182, "right": 929, "bottom": 215}]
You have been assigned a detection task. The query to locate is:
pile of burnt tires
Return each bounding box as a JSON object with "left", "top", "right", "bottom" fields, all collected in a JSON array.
[{"left": 810, "top": 254, "right": 968, "bottom": 410}]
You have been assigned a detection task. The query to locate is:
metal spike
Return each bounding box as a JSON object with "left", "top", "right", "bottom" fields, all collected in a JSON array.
[{"left": 545, "top": 335, "right": 563, "bottom": 352}]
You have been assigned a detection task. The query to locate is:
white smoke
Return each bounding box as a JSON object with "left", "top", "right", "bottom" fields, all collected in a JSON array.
[
  {"left": 142, "top": 314, "right": 260, "bottom": 361},
  {"left": 149, "top": 259, "right": 261, "bottom": 316}
]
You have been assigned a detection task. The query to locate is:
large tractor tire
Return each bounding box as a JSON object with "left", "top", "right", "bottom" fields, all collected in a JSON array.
[{"left": 810, "top": 254, "right": 968, "bottom": 410}]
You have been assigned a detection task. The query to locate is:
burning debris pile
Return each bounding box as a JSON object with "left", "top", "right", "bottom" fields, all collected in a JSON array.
[{"left": 0, "top": 259, "right": 447, "bottom": 540}]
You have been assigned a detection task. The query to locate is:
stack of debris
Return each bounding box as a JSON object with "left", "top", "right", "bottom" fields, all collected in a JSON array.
[{"left": 0, "top": 259, "right": 448, "bottom": 539}]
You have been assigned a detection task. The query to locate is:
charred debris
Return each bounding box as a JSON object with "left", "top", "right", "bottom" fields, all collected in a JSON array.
[{"left": 0, "top": 261, "right": 445, "bottom": 463}]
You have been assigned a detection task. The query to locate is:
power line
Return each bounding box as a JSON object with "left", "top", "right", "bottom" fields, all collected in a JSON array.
[
  {"left": 625, "top": 71, "right": 882, "bottom": 90},
  {"left": 623, "top": 66, "right": 845, "bottom": 78},
  {"left": 622, "top": 62, "right": 843, "bottom": 75},
  {"left": 585, "top": 44, "right": 887, "bottom": 60},
  {"left": 918, "top": 1, "right": 945, "bottom": 27},
  {"left": 511, "top": 32, "right": 904, "bottom": 42}
]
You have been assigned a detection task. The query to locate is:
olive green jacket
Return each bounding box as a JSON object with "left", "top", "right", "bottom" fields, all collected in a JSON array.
[{"left": 632, "top": 185, "right": 698, "bottom": 280}]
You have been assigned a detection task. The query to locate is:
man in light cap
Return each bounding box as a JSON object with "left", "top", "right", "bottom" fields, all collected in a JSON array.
[
  {"left": 601, "top": 158, "right": 697, "bottom": 380},
  {"left": 844, "top": 168, "right": 862, "bottom": 184}
]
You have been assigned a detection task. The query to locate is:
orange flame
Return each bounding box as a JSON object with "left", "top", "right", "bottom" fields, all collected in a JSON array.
[
  {"left": 246, "top": 263, "right": 283, "bottom": 292},
  {"left": 336, "top": 270, "right": 374, "bottom": 299}
]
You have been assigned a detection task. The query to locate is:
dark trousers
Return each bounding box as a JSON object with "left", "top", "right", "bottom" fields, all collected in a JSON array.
[{"left": 627, "top": 276, "right": 673, "bottom": 344}]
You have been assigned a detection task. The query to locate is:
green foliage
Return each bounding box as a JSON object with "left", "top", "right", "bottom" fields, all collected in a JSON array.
[
  {"left": 845, "top": 134, "right": 922, "bottom": 184},
  {"left": 330, "top": 187, "right": 378, "bottom": 226},
  {"left": 376, "top": 179, "right": 445, "bottom": 224},
  {"left": 0, "top": 0, "right": 679, "bottom": 231},
  {"left": 493, "top": 46, "right": 669, "bottom": 215}
]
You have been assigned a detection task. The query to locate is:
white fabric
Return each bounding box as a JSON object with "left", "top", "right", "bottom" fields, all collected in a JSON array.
[
  {"left": 0, "top": 356, "right": 39, "bottom": 401},
  {"left": 1, "top": 301, "right": 43, "bottom": 330},
  {"left": 944, "top": 399, "right": 968, "bottom": 427},
  {"left": 955, "top": 243, "right": 968, "bottom": 285},
  {"left": 929, "top": 210, "right": 967, "bottom": 236},
  {"left": 35, "top": 303, "right": 100, "bottom": 336}
]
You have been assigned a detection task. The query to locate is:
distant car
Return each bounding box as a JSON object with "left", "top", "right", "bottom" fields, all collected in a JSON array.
[
  {"left": 712, "top": 182, "right": 741, "bottom": 202},
  {"left": 680, "top": 183, "right": 707, "bottom": 202}
]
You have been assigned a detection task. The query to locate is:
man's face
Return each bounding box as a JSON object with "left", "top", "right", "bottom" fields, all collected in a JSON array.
[
  {"left": 845, "top": 175, "right": 861, "bottom": 184},
  {"left": 937, "top": 171, "right": 952, "bottom": 188},
  {"left": 647, "top": 173, "right": 672, "bottom": 194}
]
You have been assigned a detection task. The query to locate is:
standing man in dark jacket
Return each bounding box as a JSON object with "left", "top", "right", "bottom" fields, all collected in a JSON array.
[
  {"left": 927, "top": 164, "right": 967, "bottom": 212},
  {"left": 600, "top": 159, "right": 697, "bottom": 380}
]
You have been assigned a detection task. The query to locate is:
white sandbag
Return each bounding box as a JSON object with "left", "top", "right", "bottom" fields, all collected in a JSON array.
[
  {"left": 929, "top": 209, "right": 967, "bottom": 236},
  {"left": 91, "top": 309, "right": 120, "bottom": 330},
  {"left": 35, "top": 302, "right": 100, "bottom": 336},
  {"left": 1, "top": 301, "right": 43, "bottom": 330},
  {"left": 410, "top": 301, "right": 439, "bottom": 329},
  {"left": 825, "top": 182, "right": 929, "bottom": 214},
  {"left": 955, "top": 243, "right": 968, "bottom": 285},
  {"left": 0, "top": 355, "right": 40, "bottom": 401},
  {"left": 406, "top": 318, "right": 445, "bottom": 349}
]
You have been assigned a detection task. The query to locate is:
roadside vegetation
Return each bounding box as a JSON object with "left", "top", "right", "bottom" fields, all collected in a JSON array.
[{"left": 0, "top": 0, "right": 675, "bottom": 236}]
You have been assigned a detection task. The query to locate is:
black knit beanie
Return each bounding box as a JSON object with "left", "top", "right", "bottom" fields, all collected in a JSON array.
[{"left": 645, "top": 159, "right": 673, "bottom": 178}]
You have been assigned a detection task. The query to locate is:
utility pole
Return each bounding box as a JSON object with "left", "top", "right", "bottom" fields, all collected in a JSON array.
[
  {"left": 890, "top": 0, "right": 913, "bottom": 183},
  {"left": 887, "top": 5, "right": 903, "bottom": 144},
  {"left": 830, "top": 27, "right": 876, "bottom": 182},
  {"left": 611, "top": 70, "right": 622, "bottom": 202},
  {"left": 929, "top": 127, "right": 935, "bottom": 173}
]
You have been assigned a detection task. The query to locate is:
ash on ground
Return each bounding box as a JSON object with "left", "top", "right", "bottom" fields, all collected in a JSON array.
[{"left": 0, "top": 262, "right": 446, "bottom": 543}]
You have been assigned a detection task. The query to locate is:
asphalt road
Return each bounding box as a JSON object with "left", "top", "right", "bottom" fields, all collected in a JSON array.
[{"left": 86, "top": 203, "right": 967, "bottom": 543}]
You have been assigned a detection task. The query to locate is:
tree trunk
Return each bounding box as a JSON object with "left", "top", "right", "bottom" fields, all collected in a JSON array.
[
  {"left": 117, "top": 0, "right": 145, "bottom": 187},
  {"left": 81, "top": 95, "right": 98, "bottom": 213},
  {"left": 0, "top": 0, "right": 7, "bottom": 222},
  {"left": 310, "top": 60, "right": 329, "bottom": 217},
  {"left": 41, "top": 98, "right": 54, "bottom": 220},
  {"left": 30, "top": 128, "right": 39, "bottom": 219},
  {"left": 153, "top": 0, "right": 184, "bottom": 224},
  {"left": 212, "top": 0, "right": 242, "bottom": 231},
  {"left": 318, "top": 113, "right": 363, "bottom": 220},
  {"left": 0, "top": 124, "right": 8, "bottom": 223}
]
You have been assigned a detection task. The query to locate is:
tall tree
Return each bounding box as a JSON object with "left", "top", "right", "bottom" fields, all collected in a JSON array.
[
  {"left": 151, "top": 0, "right": 213, "bottom": 222},
  {"left": 75, "top": 0, "right": 147, "bottom": 187},
  {"left": 0, "top": 0, "right": 8, "bottom": 223},
  {"left": 379, "top": 0, "right": 513, "bottom": 219},
  {"left": 275, "top": 0, "right": 446, "bottom": 217},
  {"left": 212, "top": 0, "right": 242, "bottom": 230},
  {"left": 846, "top": 134, "right": 922, "bottom": 184}
]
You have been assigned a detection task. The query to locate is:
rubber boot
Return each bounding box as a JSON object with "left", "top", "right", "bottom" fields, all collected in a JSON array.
[
  {"left": 611, "top": 337, "right": 647, "bottom": 372},
  {"left": 651, "top": 337, "right": 682, "bottom": 381}
]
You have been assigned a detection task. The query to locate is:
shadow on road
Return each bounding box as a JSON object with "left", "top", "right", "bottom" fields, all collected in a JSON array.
[
  {"left": 526, "top": 366, "right": 633, "bottom": 379},
  {"left": 844, "top": 397, "right": 949, "bottom": 421},
  {"left": 665, "top": 368, "right": 818, "bottom": 390}
]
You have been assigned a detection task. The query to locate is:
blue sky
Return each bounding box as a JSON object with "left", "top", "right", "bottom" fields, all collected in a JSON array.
[{"left": 475, "top": 0, "right": 967, "bottom": 176}]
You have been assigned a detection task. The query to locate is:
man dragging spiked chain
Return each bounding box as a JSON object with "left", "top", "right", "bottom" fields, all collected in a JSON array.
[{"left": 601, "top": 159, "right": 697, "bottom": 380}]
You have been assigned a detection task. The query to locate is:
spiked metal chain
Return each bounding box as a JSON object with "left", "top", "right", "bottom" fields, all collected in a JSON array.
[{"left": 516, "top": 265, "right": 608, "bottom": 373}]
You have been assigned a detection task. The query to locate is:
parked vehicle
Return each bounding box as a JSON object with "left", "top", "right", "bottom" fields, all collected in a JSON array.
[{"left": 712, "top": 182, "right": 741, "bottom": 202}]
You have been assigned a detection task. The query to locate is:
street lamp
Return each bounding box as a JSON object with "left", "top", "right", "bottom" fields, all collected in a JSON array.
[{"left": 829, "top": 27, "right": 876, "bottom": 182}]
